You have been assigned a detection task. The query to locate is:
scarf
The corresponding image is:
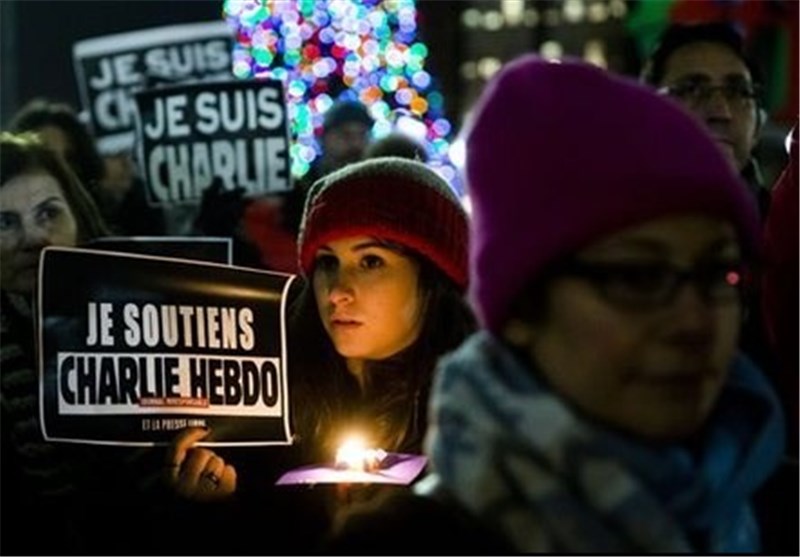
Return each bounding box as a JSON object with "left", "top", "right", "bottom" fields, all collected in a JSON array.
[{"left": 419, "top": 332, "right": 784, "bottom": 553}]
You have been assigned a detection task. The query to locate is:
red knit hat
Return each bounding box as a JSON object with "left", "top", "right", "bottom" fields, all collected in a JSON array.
[{"left": 298, "top": 156, "right": 468, "bottom": 289}]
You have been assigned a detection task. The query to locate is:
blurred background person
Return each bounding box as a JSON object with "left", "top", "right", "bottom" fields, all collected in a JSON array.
[
  {"left": 237, "top": 99, "right": 378, "bottom": 274},
  {"left": 1, "top": 131, "right": 192, "bottom": 555},
  {"left": 641, "top": 22, "right": 769, "bottom": 217},
  {"left": 365, "top": 132, "right": 429, "bottom": 162},
  {"left": 641, "top": 22, "right": 782, "bottom": 411},
  {"left": 313, "top": 99, "right": 376, "bottom": 179},
  {"left": 283, "top": 100, "right": 375, "bottom": 234},
  {"left": 10, "top": 97, "right": 166, "bottom": 237},
  {"left": 1, "top": 132, "right": 111, "bottom": 554},
  {"left": 9, "top": 99, "right": 105, "bottom": 204}
]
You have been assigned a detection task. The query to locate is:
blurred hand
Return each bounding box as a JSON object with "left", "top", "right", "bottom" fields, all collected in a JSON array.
[{"left": 164, "top": 427, "right": 237, "bottom": 502}]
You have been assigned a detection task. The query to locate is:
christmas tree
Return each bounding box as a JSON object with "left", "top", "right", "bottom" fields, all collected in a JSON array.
[{"left": 224, "top": 0, "right": 462, "bottom": 193}]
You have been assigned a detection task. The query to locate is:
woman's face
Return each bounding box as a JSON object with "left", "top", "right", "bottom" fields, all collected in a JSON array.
[
  {"left": 518, "top": 215, "right": 742, "bottom": 441},
  {"left": 0, "top": 171, "right": 78, "bottom": 294},
  {"left": 312, "top": 236, "right": 424, "bottom": 374}
]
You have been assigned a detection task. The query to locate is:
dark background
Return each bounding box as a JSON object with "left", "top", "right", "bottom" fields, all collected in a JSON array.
[
  {"left": 1, "top": 1, "right": 221, "bottom": 124},
  {"left": 2, "top": 0, "right": 795, "bottom": 184},
  {"left": 1, "top": 1, "right": 465, "bottom": 126}
]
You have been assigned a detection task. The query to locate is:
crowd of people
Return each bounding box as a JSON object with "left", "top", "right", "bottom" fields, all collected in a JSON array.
[{"left": 0, "top": 20, "right": 796, "bottom": 555}]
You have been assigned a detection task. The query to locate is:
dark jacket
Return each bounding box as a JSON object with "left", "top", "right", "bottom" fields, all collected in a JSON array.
[
  {"left": 1, "top": 292, "right": 170, "bottom": 555},
  {"left": 326, "top": 488, "right": 512, "bottom": 555}
]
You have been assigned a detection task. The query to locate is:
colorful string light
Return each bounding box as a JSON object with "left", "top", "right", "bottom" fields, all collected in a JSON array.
[{"left": 224, "top": 0, "right": 462, "bottom": 193}]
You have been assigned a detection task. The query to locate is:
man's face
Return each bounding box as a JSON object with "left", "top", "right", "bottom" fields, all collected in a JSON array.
[
  {"left": 660, "top": 41, "right": 760, "bottom": 171},
  {"left": 322, "top": 122, "right": 371, "bottom": 171}
]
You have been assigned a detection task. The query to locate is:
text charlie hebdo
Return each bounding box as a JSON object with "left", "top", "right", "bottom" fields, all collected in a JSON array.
[{"left": 56, "top": 301, "right": 281, "bottom": 419}]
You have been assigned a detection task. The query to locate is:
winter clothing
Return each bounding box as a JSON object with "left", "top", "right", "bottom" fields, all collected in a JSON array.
[
  {"left": 466, "top": 55, "right": 760, "bottom": 332},
  {"left": 298, "top": 156, "right": 469, "bottom": 288},
  {"left": 328, "top": 332, "right": 785, "bottom": 554},
  {"left": 420, "top": 332, "right": 785, "bottom": 553},
  {"left": 1, "top": 293, "right": 88, "bottom": 553},
  {"left": 165, "top": 155, "right": 476, "bottom": 554},
  {"left": 0, "top": 292, "right": 164, "bottom": 554},
  {"left": 326, "top": 486, "right": 511, "bottom": 554}
]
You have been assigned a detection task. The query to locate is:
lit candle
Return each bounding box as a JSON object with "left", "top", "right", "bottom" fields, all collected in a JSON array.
[{"left": 335, "top": 435, "right": 386, "bottom": 472}]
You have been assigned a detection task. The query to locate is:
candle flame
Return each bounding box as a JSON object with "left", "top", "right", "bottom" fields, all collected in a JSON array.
[{"left": 335, "top": 435, "right": 386, "bottom": 471}]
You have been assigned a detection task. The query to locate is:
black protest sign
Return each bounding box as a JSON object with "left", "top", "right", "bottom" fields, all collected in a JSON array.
[
  {"left": 87, "top": 236, "right": 232, "bottom": 265},
  {"left": 134, "top": 79, "right": 291, "bottom": 206},
  {"left": 39, "top": 247, "right": 297, "bottom": 446},
  {"left": 73, "top": 21, "right": 233, "bottom": 154}
]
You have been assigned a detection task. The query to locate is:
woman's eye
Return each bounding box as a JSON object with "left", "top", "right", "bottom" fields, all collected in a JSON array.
[
  {"left": 36, "top": 204, "right": 62, "bottom": 223},
  {"left": 360, "top": 254, "right": 385, "bottom": 270},
  {"left": 0, "top": 212, "right": 20, "bottom": 232},
  {"left": 611, "top": 265, "right": 670, "bottom": 292},
  {"left": 314, "top": 254, "right": 338, "bottom": 273}
]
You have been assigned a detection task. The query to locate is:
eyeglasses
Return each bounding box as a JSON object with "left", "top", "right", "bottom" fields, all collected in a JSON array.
[
  {"left": 659, "top": 80, "right": 759, "bottom": 111},
  {"left": 556, "top": 259, "right": 745, "bottom": 310}
]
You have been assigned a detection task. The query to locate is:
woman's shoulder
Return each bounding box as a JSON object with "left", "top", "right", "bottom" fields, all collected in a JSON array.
[{"left": 325, "top": 486, "right": 510, "bottom": 554}]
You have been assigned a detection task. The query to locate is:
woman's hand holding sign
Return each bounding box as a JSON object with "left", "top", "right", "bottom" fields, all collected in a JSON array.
[{"left": 165, "top": 427, "right": 237, "bottom": 501}]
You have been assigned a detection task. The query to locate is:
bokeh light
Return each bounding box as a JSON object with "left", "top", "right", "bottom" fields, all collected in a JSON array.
[{"left": 224, "top": 0, "right": 463, "bottom": 194}]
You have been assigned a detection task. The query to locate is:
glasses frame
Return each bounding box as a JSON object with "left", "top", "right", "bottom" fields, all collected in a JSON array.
[
  {"left": 554, "top": 258, "right": 747, "bottom": 310},
  {"left": 658, "top": 80, "right": 761, "bottom": 111}
]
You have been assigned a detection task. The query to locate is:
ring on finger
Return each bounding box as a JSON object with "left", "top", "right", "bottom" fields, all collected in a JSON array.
[{"left": 202, "top": 471, "right": 220, "bottom": 487}]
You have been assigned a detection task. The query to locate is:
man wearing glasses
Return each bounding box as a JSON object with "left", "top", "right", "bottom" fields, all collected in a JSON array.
[
  {"left": 641, "top": 22, "right": 769, "bottom": 218},
  {"left": 642, "top": 26, "right": 794, "bottom": 554}
]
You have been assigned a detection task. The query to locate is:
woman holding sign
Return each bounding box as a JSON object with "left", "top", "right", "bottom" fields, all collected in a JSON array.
[
  {"left": 164, "top": 157, "right": 474, "bottom": 551},
  {"left": 0, "top": 132, "right": 113, "bottom": 554}
]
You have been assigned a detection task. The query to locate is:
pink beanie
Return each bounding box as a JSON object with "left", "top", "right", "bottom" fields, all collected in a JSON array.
[{"left": 466, "top": 55, "right": 760, "bottom": 333}]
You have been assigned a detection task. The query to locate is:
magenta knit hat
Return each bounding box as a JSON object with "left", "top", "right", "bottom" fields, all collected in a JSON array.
[
  {"left": 467, "top": 55, "right": 760, "bottom": 333},
  {"left": 298, "top": 156, "right": 469, "bottom": 289}
]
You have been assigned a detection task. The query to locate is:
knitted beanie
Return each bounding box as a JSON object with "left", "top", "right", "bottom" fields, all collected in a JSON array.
[
  {"left": 467, "top": 55, "right": 760, "bottom": 333},
  {"left": 298, "top": 156, "right": 468, "bottom": 289}
]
